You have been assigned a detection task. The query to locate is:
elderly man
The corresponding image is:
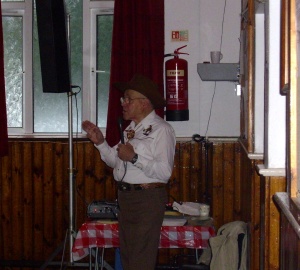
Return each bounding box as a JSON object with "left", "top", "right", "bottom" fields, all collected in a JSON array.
[{"left": 82, "top": 73, "right": 176, "bottom": 270}]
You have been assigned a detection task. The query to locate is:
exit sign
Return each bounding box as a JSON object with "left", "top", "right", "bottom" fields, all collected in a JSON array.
[{"left": 171, "top": 30, "right": 188, "bottom": 41}]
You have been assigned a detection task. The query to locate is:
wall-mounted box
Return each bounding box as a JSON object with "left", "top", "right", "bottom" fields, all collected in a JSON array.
[{"left": 197, "top": 63, "right": 240, "bottom": 81}]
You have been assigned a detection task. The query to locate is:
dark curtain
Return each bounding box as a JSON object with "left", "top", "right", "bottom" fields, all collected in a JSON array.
[
  {"left": 106, "top": 0, "right": 164, "bottom": 147},
  {"left": 0, "top": 2, "right": 8, "bottom": 157}
]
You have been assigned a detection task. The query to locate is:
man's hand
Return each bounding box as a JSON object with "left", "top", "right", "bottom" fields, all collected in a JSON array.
[
  {"left": 117, "top": 142, "right": 135, "bottom": 162},
  {"left": 82, "top": 120, "right": 104, "bottom": 145}
]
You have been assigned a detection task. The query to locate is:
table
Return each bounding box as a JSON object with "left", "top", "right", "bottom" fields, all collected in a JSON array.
[{"left": 72, "top": 220, "right": 215, "bottom": 269}]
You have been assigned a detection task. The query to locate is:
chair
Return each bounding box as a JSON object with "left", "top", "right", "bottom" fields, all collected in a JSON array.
[
  {"left": 180, "top": 221, "right": 248, "bottom": 270},
  {"left": 209, "top": 221, "right": 248, "bottom": 270}
]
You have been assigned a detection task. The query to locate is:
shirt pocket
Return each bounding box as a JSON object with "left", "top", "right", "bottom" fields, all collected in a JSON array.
[{"left": 132, "top": 137, "right": 154, "bottom": 160}]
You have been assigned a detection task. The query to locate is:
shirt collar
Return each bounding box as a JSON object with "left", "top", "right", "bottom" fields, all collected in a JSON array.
[{"left": 128, "top": 110, "right": 156, "bottom": 130}]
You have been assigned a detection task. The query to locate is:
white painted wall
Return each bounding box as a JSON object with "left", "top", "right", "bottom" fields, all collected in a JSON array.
[
  {"left": 254, "top": 13, "right": 265, "bottom": 154},
  {"left": 264, "top": 0, "right": 286, "bottom": 169},
  {"left": 165, "top": 0, "right": 241, "bottom": 138},
  {"left": 164, "top": 0, "right": 286, "bottom": 170}
]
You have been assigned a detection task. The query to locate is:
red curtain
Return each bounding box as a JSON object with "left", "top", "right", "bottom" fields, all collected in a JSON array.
[
  {"left": 0, "top": 2, "right": 8, "bottom": 157},
  {"left": 106, "top": 0, "right": 165, "bottom": 147}
]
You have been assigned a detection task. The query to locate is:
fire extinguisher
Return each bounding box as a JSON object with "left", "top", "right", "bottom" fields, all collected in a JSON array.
[{"left": 164, "top": 45, "right": 189, "bottom": 121}]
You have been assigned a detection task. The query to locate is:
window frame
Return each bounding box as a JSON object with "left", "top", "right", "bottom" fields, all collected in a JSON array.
[
  {"left": 4, "top": 0, "right": 114, "bottom": 137},
  {"left": 3, "top": 0, "right": 33, "bottom": 135},
  {"left": 82, "top": 0, "right": 114, "bottom": 138}
]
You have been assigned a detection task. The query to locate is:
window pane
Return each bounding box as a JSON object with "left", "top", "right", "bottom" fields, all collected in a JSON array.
[
  {"left": 97, "top": 15, "right": 113, "bottom": 127},
  {"left": 3, "top": 16, "right": 23, "bottom": 128},
  {"left": 33, "top": 0, "right": 82, "bottom": 133}
]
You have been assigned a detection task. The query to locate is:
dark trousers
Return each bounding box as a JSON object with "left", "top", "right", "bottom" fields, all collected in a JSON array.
[{"left": 118, "top": 187, "right": 167, "bottom": 270}]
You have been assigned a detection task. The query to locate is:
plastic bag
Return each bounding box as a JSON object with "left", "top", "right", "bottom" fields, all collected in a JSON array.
[{"left": 172, "top": 201, "right": 210, "bottom": 217}]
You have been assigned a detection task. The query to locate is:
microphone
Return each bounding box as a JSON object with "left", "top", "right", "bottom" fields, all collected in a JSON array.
[{"left": 118, "top": 117, "right": 125, "bottom": 144}]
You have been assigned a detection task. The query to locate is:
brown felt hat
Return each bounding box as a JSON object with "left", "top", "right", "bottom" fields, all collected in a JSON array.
[{"left": 113, "top": 73, "right": 166, "bottom": 108}]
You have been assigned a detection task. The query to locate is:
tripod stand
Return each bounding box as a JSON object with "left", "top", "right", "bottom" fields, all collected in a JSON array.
[{"left": 40, "top": 90, "right": 76, "bottom": 269}]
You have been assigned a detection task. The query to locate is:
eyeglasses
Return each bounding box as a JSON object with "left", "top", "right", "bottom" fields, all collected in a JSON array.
[{"left": 120, "top": 97, "right": 147, "bottom": 104}]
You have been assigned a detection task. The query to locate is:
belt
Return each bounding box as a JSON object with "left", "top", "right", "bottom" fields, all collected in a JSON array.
[{"left": 117, "top": 182, "right": 166, "bottom": 191}]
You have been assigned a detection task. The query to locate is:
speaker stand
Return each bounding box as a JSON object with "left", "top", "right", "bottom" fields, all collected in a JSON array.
[
  {"left": 40, "top": 90, "right": 76, "bottom": 269},
  {"left": 67, "top": 90, "right": 76, "bottom": 263}
]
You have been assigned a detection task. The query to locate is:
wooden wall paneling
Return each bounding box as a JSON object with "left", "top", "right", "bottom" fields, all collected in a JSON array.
[
  {"left": 212, "top": 143, "right": 224, "bottom": 230},
  {"left": 43, "top": 142, "right": 55, "bottom": 257},
  {"left": 1, "top": 144, "right": 12, "bottom": 260},
  {"left": 23, "top": 142, "right": 34, "bottom": 261},
  {"left": 251, "top": 161, "right": 261, "bottom": 270},
  {"left": 280, "top": 215, "right": 288, "bottom": 270},
  {"left": 261, "top": 176, "right": 286, "bottom": 270},
  {"left": 83, "top": 143, "right": 96, "bottom": 208},
  {"left": 280, "top": 0, "right": 290, "bottom": 94},
  {"left": 283, "top": 212, "right": 300, "bottom": 269},
  {"left": 99, "top": 146, "right": 117, "bottom": 201},
  {"left": 240, "top": 148, "right": 252, "bottom": 221},
  {"left": 11, "top": 142, "right": 22, "bottom": 265},
  {"left": 281, "top": 214, "right": 299, "bottom": 269},
  {"left": 269, "top": 177, "right": 286, "bottom": 269},
  {"left": 107, "top": 170, "right": 118, "bottom": 200},
  {"left": 173, "top": 142, "right": 192, "bottom": 263},
  {"left": 93, "top": 145, "right": 107, "bottom": 201},
  {"left": 199, "top": 143, "right": 206, "bottom": 203},
  {"left": 260, "top": 174, "right": 267, "bottom": 270},
  {"left": 235, "top": 145, "right": 262, "bottom": 270},
  {"left": 53, "top": 142, "right": 67, "bottom": 246},
  {"left": 157, "top": 245, "right": 169, "bottom": 264},
  {"left": 264, "top": 179, "right": 272, "bottom": 270},
  {"left": 205, "top": 142, "right": 214, "bottom": 206},
  {"left": 290, "top": 199, "right": 300, "bottom": 269},
  {"left": 158, "top": 141, "right": 204, "bottom": 265},
  {"left": 158, "top": 142, "right": 180, "bottom": 266},
  {"left": 262, "top": 175, "right": 271, "bottom": 270},
  {"left": 274, "top": 194, "right": 300, "bottom": 269},
  {"left": 74, "top": 142, "right": 86, "bottom": 229},
  {"left": 55, "top": 141, "right": 70, "bottom": 259},
  {"left": 0, "top": 139, "right": 264, "bottom": 268},
  {"left": 180, "top": 142, "right": 191, "bottom": 202},
  {"left": 239, "top": 145, "right": 258, "bottom": 270},
  {"left": 252, "top": 164, "right": 261, "bottom": 270},
  {"left": 233, "top": 143, "right": 242, "bottom": 221},
  {"left": 168, "top": 143, "right": 180, "bottom": 202},
  {"left": 63, "top": 141, "right": 71, "bottom": 235},
  {"left": 33, "top": 142, "right": 44, "bottom": 260},
  {"left": 184, "top": 142, "right": 201, "bottom": 261},
  {"left": 158, "top": 146, "right": 175, "bottom": 270},
  {"left": 223, "top": 143, "right": 235, "bottom": 223},
  {"left": 190, "top": 142, "right": 200, "bottom": 202}
]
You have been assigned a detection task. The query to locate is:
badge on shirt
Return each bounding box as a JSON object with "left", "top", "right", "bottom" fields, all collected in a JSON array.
[
  {"left": 126, "top": 129, "right": 135, "bottom": 140},
  {"left": 143, "top": 125, "right": 152, "bottom": 136}
]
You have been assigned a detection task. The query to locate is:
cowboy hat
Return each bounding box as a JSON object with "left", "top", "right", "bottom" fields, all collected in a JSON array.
[{"left": 113, "top": 73, "right": 166, "bottom": 108}]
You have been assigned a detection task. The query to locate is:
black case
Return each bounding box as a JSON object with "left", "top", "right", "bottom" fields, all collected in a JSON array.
[{"left": 87, "top": 201, "right": 119, "bottom": 220}]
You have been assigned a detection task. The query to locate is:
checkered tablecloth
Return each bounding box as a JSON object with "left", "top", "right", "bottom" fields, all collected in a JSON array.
[{"left": 72, "top": 221, "right": 215, "bottom": 261}]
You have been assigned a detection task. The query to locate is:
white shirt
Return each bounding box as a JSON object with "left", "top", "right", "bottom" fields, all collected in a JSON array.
[{"left": 96, "top": 110, "right": 176, "bottom": 184}]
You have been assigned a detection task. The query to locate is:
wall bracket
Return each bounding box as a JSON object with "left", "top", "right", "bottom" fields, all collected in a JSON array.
[{"left": 197, "top": 63, "right": 240, "bottom": 81}]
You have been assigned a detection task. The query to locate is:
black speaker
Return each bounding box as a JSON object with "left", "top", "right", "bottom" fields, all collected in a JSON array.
[{"left": 36, "top": 0, "right": 71, "bottom": 93}]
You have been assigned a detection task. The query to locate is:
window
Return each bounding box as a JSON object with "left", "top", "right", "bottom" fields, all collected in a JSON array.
[
  {"left": 3, "top": 0, "right": 114, "bottom": 135},
  {"left": 89, "top": 6, "right": 113, "bottom": 128},
  {"left": 3, "top": 14, "right": 23, "bottom": 128},
  {"left": 3, "top": 0, "right": 32, "bottom": 134}
]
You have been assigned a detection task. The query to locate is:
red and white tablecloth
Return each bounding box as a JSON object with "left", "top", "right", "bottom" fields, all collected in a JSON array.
[{"left": 72, "top": 221, "right": 215, "bottom": 261}]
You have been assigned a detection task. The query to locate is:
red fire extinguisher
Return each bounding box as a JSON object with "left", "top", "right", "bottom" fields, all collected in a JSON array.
[{"left": 164, "top": 45, "right": 189, "bottom": 121}]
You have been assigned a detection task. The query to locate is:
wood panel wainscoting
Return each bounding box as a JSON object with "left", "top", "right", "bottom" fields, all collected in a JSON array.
[
  {"left": 274, "top": 193, "right": 300, "bottom": 270},
  {"left": 0, "top": 139, "right": 286, "bottom": 269},
  {"left": 260, "top": 176, "right": 286, "bottom": 270}
]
